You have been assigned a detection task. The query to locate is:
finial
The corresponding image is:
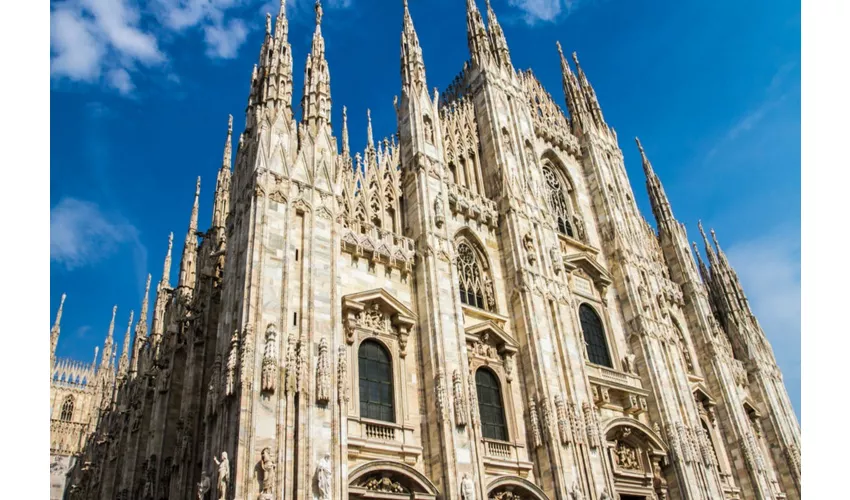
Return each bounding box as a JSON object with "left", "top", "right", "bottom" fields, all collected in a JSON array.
[
  {"left": 572, "top": 51, "right": 581, "bottom": 68},
  {"left": 195, "top": 176, "right": 201, "bottom": 197},
  {"left": 266, "top": 13, "right": 272, "bottom": 34},
  {"left": 710, "top": 228, "right": 721, "bottom": 250},
  {"left": 53, "top": 293, "right": 67, "bottom": 331},
  {"left": 366, "top": 108, "right": 374, "bottom": 149},
  {"left": 122, "top": 310, "right": 134, "bottom": 354},
  {"left": 635, "top": 137, "right": 644, "bottom": 154},
  {"left": 227, "top": 114, "right": 233, "bottom": 134},
  {"left": 556, "top": 41, "right": 563, "bottom": 56},
  {"left": 315, "top": 0, "right": 323, "bottom": 25},
  {"left": 108, "top": 305, "right": 117, "bottom": 339}
]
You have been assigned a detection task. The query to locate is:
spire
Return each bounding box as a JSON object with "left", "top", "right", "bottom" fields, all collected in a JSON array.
[
  {"left": 401, "top": 0, "right": 427, "bottom": 90},
  {"left": 213, "top": 116, "right": 233, "bottom": 229},
  {"left": 250, "top": 0, "right": 294, "bottom": 113},
  {"left": 101, "top": 305, "right": 117, "bottom": 370},
  {"left": 130, "top": 274, "right": 151, "bottom": 376},
  {"left": 466, "top": 0, "right": 490, "bottom": 68},
  {"left": 484, "top": 0, "right": 512, "bottom": 71},
  {"left": 341, "top": 105, "right": 350, "bottom": 158},
  {"left": 301, "top": 0, "right": 332, "bottom": 131},
  {"left": 160, "top": 233, "right": 174, "bottom": 288},
  {"left": 178, "top": 178, "right": 201, "bottom": 291},
  {"left": 570, "top": 50, "right": 607, "bottom": 130},
  {"left": 636, "top": 137, "right": 675, "bottom": 226},
  {"left": 557, "top": 42, "right": 587, "bottom": 134},
  {"left": 118, "top": 310, "right": 134, "bottom": 379},
  {"left": 698, "top": 221, "right": 719, "bottom": 267},
  {"left": 692, "top": 241, "right": 711, "bottom": 284},
  {"left": 366, "top": 109, "right": 374, "bottom": 150},
  {"left": 51, "top": 293, "right": 66, "bottom": 357}
]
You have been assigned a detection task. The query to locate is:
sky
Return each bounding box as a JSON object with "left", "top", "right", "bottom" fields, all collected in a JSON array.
[{"left": 49, "top": 0, "right": 801, "bottom": 419}]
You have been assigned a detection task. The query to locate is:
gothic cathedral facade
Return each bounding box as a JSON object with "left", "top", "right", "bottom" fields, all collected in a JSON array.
[{"left": 50, "top": 2, "right": 801, "bottom": 499}]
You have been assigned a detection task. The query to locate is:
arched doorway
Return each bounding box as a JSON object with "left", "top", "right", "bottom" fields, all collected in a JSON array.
[
  {"left": 603, "top": 419, "right": 669, "bottom": 500},
  {"left": 486, "top": 475, "right": 550, "bottom": 500},
  {"left": 348, "top": 461, "right": 438, "bottom": 499}
]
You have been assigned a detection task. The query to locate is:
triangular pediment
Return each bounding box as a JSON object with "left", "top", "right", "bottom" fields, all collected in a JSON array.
[
  {"left": 692, "top": 383, "right": 716, "bottom": 407},
  {"left": 564, "top": 252, "right": 613, "bottom": 287},
  {"left": 465, "top": 320, "right": 517, "bottom": 354},
  {"left": 342, "top": 288, "right": 416, "bottom": 325}
]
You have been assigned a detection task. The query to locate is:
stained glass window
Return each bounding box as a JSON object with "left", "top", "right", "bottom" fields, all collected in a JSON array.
[
  {"left": 542, "top": 163, "right": 575, "bottom": 238},
  {"left": 457, "top": 242, "right": 489, "bottom": 310}
]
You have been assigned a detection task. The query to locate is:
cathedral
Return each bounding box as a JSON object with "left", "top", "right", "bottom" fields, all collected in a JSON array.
[{"left": 49, "top": 1, "right": 801, "bottom": 499}]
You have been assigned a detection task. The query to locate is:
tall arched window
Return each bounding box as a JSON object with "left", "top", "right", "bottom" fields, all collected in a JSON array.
[
  {"left": 60, "top": 395, "right": 74, "bottom": 422},
  {"left": 358, "top": 341, "right": 395, "bottom": 422},
  {"left": 457, "top": 241, "right": 491, "bottom": 311},
  {"left": 475, "top": 368, "right": 508, "bottom": 441},
  {"left": 579, "top": 304, "right": 612, "bottom": 367},
  {"left": 542, "top": 162, "right": 576, "bottom": 238}
]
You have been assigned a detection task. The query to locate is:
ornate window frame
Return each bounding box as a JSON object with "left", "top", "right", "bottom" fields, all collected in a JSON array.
[
  {"left": 60, "top": 395, "right": 75, "bottom": 422},
  {"left": 603, "top": 419, "right": 669, "bottom": 500},
  {"left": 465, "top": 321, "right": 532, "bottom": 475},
  {"left": 455, "top": 238, "right": 497, "bottom": 313},
  {"left": 540, "top": 155, "right": 587, "bottom": 243},
  {"left": 342, "top": 289, "right": 421, "bottom": 463}
]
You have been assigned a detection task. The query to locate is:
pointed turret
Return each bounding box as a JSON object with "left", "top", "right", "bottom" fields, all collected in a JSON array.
[
  {"left": 401, "top": 0, "right": 427, "bottom": 90},
  {"left": 466, "top": 0, "right": 491, "bottom": 68},
  {"left": 118, "top": 310, "right": 134, "bottom": 380},
  {"left": 557, "top": 42, "right": 587, "bottom": 134},
  {"left": 250, "top": 0, "right": 294, "bottom": 114},
  {"left": 692, "top": 241, "right": 711, "bottom": 284},
  {"left": 213, "top": 116, "right": 233, "bottom": 230},
  {"left": 51, "top": 293, "right": 66, "bottom": 359},
  {"left": 130, "top": 274, "right": 151, "bottom": 377},
  {"left": 485, "top": 0, "right": 513, "bottom": 71},
  {"left": 301, "top": 0, "right": 332, "bottom": 132},
  {"left": 366, "top": 109, "right": 375, "bottom": 150},
  {"left": 178, "top": 177, "right": 201, "bottom": 292},
  {"left": 100, "top": 305, "right": 117, "bottom": 372},
  {"left": 160, "top": 232, "right": 174, "bottom": 289},
  {"left": 151, "top": 233, "right": 174, "bottom": 352},
  {"left": 636, "top": 138, "right": 675, "bottom": 227},
  {"left": 341, "top": 105, "right": 350, "bottom": 159},
  {"left": 698, "top": 221, "right": 719, "bottom": 268}
]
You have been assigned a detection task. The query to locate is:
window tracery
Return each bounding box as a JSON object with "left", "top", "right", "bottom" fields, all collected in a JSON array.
[
  {"left": 457, "top": 241, "right": 493, "bottom": 311},
  {"left": 60, "top": 395, "right": 75, "bottom": 422},
  {"left": 541, "top": 161, "right": 582, "bottom": 239}
]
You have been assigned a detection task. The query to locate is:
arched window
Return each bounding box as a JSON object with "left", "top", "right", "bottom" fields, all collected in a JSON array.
[
  {"left": 60, "top": 395, "right": 74, "bottom": 422},
  {"left": 579, "top": 304, "right": 612, "bottom": 367},
  {"left": 475, "top": 368, "right": 508, "bottom": 441},
  {"left": 456, "top": 241, "right": 491, "bottom": 311},
  {"left": 541, "top": 162, "right": 575, "bottom": 238},
  {"left": 358, "top": 341, "right": 394, "bottom": 422}
]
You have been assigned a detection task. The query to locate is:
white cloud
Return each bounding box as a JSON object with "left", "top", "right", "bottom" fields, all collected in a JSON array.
[
  {"left": 509, "top": 0, "right": 576, "bottom": 24},
  {"left": 51, "top": 0, "right": 354, "bottom": 96},
  {"left": 50, "top": 198, "right": 141, "bottom": 270},
  {"left": 204, "top": 18, "right": 250, "bottom": 59}
]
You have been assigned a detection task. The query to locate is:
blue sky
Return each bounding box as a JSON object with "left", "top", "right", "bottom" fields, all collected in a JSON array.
[{"left": 49, "top": 0, "right": 800, "bottom": 418}]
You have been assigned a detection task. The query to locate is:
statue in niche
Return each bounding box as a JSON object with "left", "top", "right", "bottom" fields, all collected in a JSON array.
[
  {"left": 460, "top": 473, "right": 475, "bottom": 500},
  {"left": 523, "top": 233, "right": 537, "bottom": 265},
  {"left": 424, "top": 117, "right": 435, "bottom": 145},
  {"left": 484, "top": 276, "right": 496, "bottom": 310},
  {"left": 213, "top": 452, "right": 229, "bottom": 500},
  {"left": 258, "top": 447, "right": 276, "bottom": 499},
  {"left": 316, "top": 454, "right": 331, "bottom": 499},
  {"left": 622, "top": 353, "right": 637, "bottom": 374},
  {"left": 197, "top": 471, "right": 210, "bottom": 500},
  {"left": 569, "top": 482, "right": 584, "bottom": 500}
]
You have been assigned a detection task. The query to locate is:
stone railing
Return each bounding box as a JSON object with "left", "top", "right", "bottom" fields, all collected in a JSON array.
[
  {"left": 365, "top": 421, "right": 396, "bottom": 441},
  {"left": 486, "top": 439, "right": 512, "bottom": 459},
  {"left": 50, "top": 419, "right": 88, "bottom": 455},
  {"left": 340, "top": 222, "right": 416, "bottom": 274},
  {"left": 447, "top": 183, "right": 499, "bottom": 230}
]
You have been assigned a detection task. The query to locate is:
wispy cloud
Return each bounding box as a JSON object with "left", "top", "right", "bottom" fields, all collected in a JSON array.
[
  {"left": 51, "top": 0, "right": 355, "bottom": 96},
  {"left": 75, "top": 325, "right": 92, "bottom": 339},
  {"left": 705, "top": 61, "right": 798, "bottom": 161},
  {"left": 50, "top": 198, "right": 143, "bottom": 271},
  {"left": 508, "top": 0, "right": 578, "bottom": 24}
]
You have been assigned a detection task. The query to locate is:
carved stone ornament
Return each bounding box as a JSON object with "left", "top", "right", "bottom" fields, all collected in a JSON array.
[
  {"left": 258, "top": 447, "right": 276, "bottom": 500},
  {"left": 569, "top": 481, "right": 584, "bottom": 500},
  {"left": 225, "top": 330, "right": 239, "bottom": 398},
  {"left": 453, "top": 370, "right": 468, "bottom": 427},
  {"left": 461, "top": 473, "right": 475, "bottom": 500},
  {"left": 435, "top": 370, "right": 448, "bottom": 423},
  {"left": 241, "top": 325, "right": 254, "bottom": 387},
  {"left": 434, "top": 195, "right": 445, "bottom": 228},
  {"left": 555, "top": 395, "right": 572, "bottom": 445},
  {"left": 614, "top": 440, "right": 641, "bottom": 470},
  {"left": 261, "top": 323, "right": 278, "bottom": 394},
  {"left": 285, "top": 333, "right": 298, "bottom": 394},
  {"left": 492, "top": 492, "right": 523, "bottom": 500},
  {"left": 528, "top": 396, "right": 542, "bottom": 448},
  {"left": 316, "top": 454, "right": 331, "bottom": 499},
  {"left": 213, "top": 452, "right": 229, "bottom": 500},
  {"left": 622, "top": 353, "right": 637, "bottom": 374},
  {"left": 361, "top": 475, "right": 405, "bottom": 493},
  {"left": 523, "top": 233, "right": 537, "bottom": 265},
  {"left": 197, "top": 472, "right": 211, "bottom": 500},
  {"left": 337, "top": 346, "right": 349, "bottom": 404},
  {"left": 316, "top": 337, "right": 331, "bottom": 405},
  {"left": 550, "top": 245, "right": 564, "bottom": 275}
]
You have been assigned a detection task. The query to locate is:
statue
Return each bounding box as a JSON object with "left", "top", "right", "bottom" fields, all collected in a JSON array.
[
  {"left": 569, "top": 482, "right": 584, "bottom": 500},
  {"left": 622, "top": 353, "right": 637, "bottom": 374},
  {"left": 197, "top": 471, "right": 210, "bottom": 500},
  {"left": 213, "top": 452, "right": 229, "bottom": 500},
  {"left": 599, "top": 489, "right": 612, "bottom": 500},
  {"left": 460, "top": 473, "right": 475, "bottom": 500},
  {"left": 259, "top": 447, "right": 276, "bottom": 499},
  {"left": 316, "top": 454, "right": 331, "bottom": 499}
]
